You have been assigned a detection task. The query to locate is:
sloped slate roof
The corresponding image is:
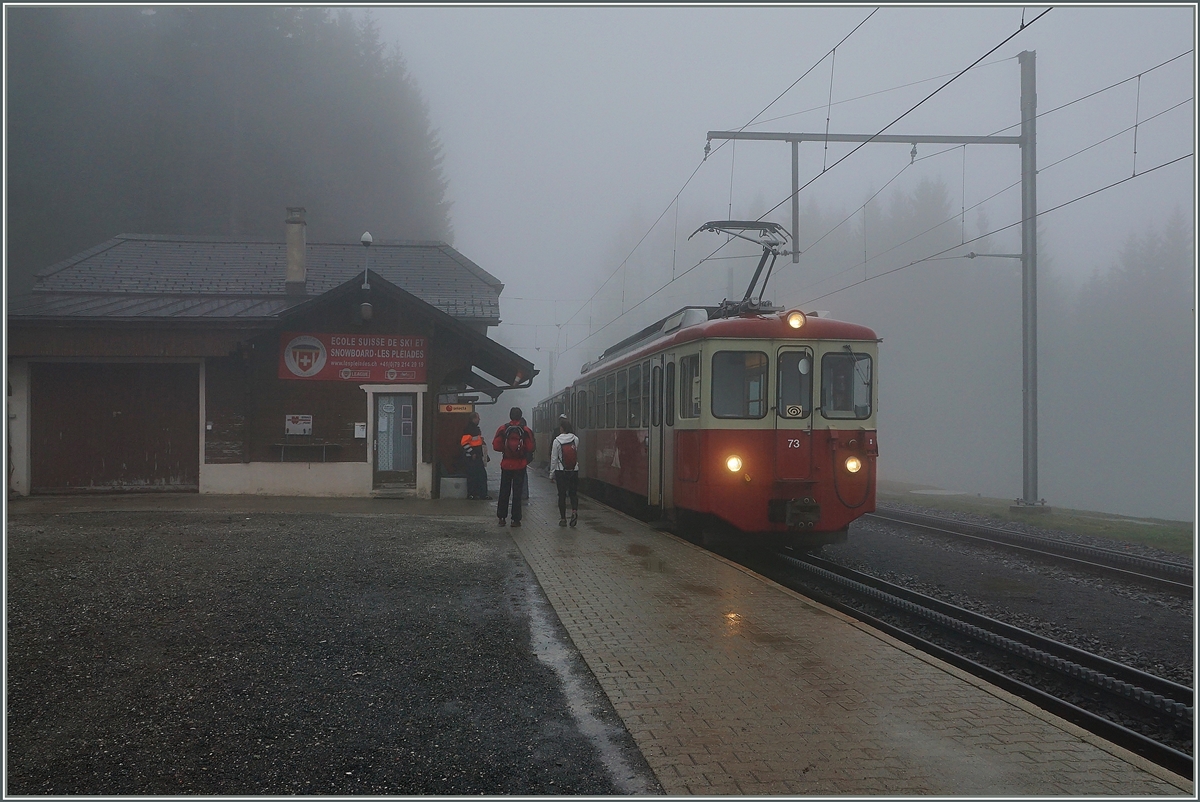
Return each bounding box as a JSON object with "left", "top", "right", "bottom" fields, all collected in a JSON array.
[{"left": 8, "top": 234, "right": 504, "bottom": 322}]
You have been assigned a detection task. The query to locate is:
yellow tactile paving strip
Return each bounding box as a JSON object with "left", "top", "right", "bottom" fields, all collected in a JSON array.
[{"left": 512, "top": 479, "right": 1192, "bottom": 796}]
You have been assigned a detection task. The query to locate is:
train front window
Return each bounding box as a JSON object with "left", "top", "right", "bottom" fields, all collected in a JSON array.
[
  {"left": 712, "top": 351, "right": 768, "bottom": 419},
  {"left": 820, "top": 350, "right": 873, "bottom": 420},
  {"left": 777, "top": 349, "right": 813, "bottom": 419}
]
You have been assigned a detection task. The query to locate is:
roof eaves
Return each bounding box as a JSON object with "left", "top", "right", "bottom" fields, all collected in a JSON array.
[{"left": 435, "top": 243, "right": 505, "bottom": 290}]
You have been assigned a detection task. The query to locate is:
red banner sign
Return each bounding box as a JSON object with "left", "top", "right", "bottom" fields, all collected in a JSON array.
[{"left": 278, "top": 332, "right": 427, "bottom": 383}]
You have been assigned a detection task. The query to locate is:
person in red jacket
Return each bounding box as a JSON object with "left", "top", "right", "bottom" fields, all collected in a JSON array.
[{"left": 492, "top": 406, "right": 535, "bottom": 527}]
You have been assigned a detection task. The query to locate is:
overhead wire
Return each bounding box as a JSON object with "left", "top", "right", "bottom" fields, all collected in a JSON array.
[
  {"left": 554, "top": 8, "right": 881, "bottom": 351},
  {"left": 769, "top": 50, "right": 1193, "bottom": 297},
  {"left": 754, "top": 7, "right": 1053, "bottom": 224},
  {"left": 566, "top": 7, "right": 1053, "bottom": 351},
  {"left": 791, "top": 153, "right": 1193, "bottom": 307},
  {"left": 748, "top": 56, "right": 1017, "bottom": 128},
  {"left": 791, "top": 93, "right": 1194, "bottom": 298},
  {"left": 905, "top": 48, "right": 1192, "bottom": 167}
]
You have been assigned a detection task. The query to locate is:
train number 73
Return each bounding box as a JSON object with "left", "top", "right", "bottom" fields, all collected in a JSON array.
[{"left": 787, "top": 439, "right": 802, "bottom": 448}]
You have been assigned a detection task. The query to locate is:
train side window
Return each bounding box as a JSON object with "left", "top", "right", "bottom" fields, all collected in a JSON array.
[
  {"left": 711, "top": 351, "right": 768, "bottom": 419},
  {"left": 678, "top": 354, "right": 701, "bottom": 418},
  {"left": 576, "top": 390, "right": 586, "bottom": 429},
  {"left": 820, "top": 350, "right": 873, "bottom": 420},
  {"left": 651, "top": 365, "right": 662, "bottom": 427},
  {"left": 777, "top": 349, "right": 813, "bottom": 419},
  {"left": 605, "top": 373, "right": 616, "bottom": 429},
  {"left": 642, "top": 360, "right": 651, "bottom": 425},
  {"left": 628, "top": 364, "right": 641, "bottom": 428},
  {"left": 664, "top": 362, "right": 676, "bottom": 426},
  {"left": 616, "top": 370, "right": 628, "bottom": 428},
  {"left": 588, "top": 380, "right": 599, "bottom": 429}
]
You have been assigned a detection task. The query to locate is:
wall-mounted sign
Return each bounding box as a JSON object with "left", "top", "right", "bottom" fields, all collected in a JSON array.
[
  {"left": 354, "top": 422, "right": 367, "bottom": 438},
  {"left": 285, "top": 414, "right": 313, "bottom": 436},
  {"left": 278, "top": 332, "right": 427, "bottom": 383},
  {"left": 439, "top": 404, "right": 474, "bottom": 413}
]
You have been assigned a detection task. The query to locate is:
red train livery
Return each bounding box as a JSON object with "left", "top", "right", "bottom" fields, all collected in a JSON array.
[{"left": 534, "top": 305, "right": 880, "bottom": 548}]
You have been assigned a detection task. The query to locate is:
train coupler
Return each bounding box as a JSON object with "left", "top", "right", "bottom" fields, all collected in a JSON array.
[{"left": 768, "top": 497, "right": 821, "bottom": 529}]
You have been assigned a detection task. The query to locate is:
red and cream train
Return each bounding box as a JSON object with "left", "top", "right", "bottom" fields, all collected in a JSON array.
[{"left": 533, "top": 303, "right": 880, "bottom": 549}]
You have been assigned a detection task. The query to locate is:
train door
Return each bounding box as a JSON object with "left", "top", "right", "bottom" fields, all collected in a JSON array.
[
  {"left": 648, "top": 354, "right": 664, "bottom": 507},
  {"left": 775, "top": 346, "right": 814, "bottom": 479}
]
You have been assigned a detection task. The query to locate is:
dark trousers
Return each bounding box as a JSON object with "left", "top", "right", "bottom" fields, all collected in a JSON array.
[
  {"left": 497, "top": 468, "right": 525, "bottom": 522},
  {"left": 554, "top": 470, "right": 579, "bottom": 519},
  {"left": 466, "top": 459, "right": 488, "bottom": 498}
]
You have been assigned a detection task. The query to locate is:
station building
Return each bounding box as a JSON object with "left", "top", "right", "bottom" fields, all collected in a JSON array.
[{"left": 6, "top": 208, "right": 535, "bottom": 498}]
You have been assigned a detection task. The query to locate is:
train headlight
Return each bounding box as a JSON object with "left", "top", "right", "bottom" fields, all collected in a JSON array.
[
  {"left": 845, "top": 456, "right": 862, "bottom": 473},
  {"left": 786, "top": 310, "right": 806, "bottom": 329},
  {"left": 726, "top": 455, "right": 743, "bottom": 472}
]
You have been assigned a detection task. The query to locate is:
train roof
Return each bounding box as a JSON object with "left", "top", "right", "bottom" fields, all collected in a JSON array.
[{"left": 577, "top": 306, "right": 878, "bottom": 379}]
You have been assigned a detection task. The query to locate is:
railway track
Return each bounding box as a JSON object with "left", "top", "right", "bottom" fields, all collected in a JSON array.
[
  {"left": 869, "top": 507, "right": 1193, "bottom": 595},
  {"left": 761, "top": 549, "right": 1194, "bottom": 778}
]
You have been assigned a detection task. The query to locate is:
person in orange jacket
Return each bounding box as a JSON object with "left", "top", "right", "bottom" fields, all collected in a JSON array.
[
  {"left": 491, "top": 406, "right": 534, "bottom": 527},
  {"left": 459, "top": 412, "right": 490, "bottom": 500}
]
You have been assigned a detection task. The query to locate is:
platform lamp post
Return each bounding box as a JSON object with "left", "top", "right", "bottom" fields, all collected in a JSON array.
[{"left": 360, "top": 231, "right": 373, "bottom": 321}]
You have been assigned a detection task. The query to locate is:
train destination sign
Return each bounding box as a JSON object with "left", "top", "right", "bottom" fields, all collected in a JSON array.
[{"left": 278, "top": 332, "right": 427, "bottom": 383}]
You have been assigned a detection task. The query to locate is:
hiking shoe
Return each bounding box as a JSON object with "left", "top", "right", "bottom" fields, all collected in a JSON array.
[
  {"left": 511, "top": 520, "right": 522, "bottom": 528},
  {"left": 558, "top": 518, "right": 567, "bottom": 527},
  {"left": 497, "top": 519, "right": 507, "bottom": 527},
  {"left": 569, "top": 513, "right": 578, "bottom": 528}
]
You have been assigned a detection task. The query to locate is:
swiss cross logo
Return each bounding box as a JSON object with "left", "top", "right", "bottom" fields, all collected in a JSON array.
[{"left": 283, "top": 335, "right": 327, "bottom": 378}]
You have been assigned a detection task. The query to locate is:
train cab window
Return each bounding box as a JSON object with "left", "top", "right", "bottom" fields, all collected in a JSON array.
[
  {"left": 616, "top": 370, "right": 629, "bottom": 428},
  {"left": 664, "top": 362, "right": 676, "bottom": 426},
  {"left": 712, "top": 351, "right": 769, "bottom": 419},
  {"left": 605, "top": 373, "right": 616, "bottom": 429},
  {"left": 628, "top": 364, "right": 642, "bottom": 428},
  {"left": 821, "top": 350, "right": 873, "bottom": 420},
  {"left": 777, "top": 349, "right": 813, "bottom": 420},
  {"left": 679, "top": 354, "right": 701, "bottom": 418},
  {"left": 651, "top": 365, "right": 662, "bottom": 427}
]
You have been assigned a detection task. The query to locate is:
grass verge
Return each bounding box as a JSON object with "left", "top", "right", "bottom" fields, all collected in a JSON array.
[{"left": 876, "top": 480, "right": 1194, "bottom": 558}]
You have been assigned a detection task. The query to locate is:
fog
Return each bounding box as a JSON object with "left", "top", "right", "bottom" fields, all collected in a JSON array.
[
  {"left": 6, "top": 6, "right": 1193, "bottom": 522},
  {"left": 376, "top": 6, "right": 1195, "bottom": 521}
]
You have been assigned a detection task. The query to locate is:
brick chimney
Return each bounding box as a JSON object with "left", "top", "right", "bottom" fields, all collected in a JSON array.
[{"left": 285, "top": 207, "right": 307, "bottom": 296}]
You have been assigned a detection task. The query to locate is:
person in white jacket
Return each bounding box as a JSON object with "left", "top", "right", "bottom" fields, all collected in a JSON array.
[{"left": 547, "top": 416, "right": 580, "bottom": 527}]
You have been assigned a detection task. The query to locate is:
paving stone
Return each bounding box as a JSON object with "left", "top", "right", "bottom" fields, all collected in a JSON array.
[{"left": 511, "top": 476, "right": 1193, "bottom": 796}]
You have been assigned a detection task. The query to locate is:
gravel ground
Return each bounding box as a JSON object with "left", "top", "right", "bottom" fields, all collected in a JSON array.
[
  {"left": 5, "top": 507, "right": 661, "bottom": 795},
  {"left": 823, "top": 513, "right": 1194, "bottom": 687}
]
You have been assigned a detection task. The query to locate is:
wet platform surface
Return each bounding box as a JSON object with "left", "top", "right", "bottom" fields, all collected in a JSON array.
[
  {"left": 8, "top": 481, "right": 1192, "bottom": 795},
  {"left": 510, "top": 474, "right": 1192, "bottom": 795}
]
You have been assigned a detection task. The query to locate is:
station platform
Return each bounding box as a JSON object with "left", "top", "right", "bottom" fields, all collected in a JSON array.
[
  {"left": 510, "top": 472, "right": 1192, "bottom": 795},
  {"left": 8, "top": 476, "right": 1192, "bottom": 795}
]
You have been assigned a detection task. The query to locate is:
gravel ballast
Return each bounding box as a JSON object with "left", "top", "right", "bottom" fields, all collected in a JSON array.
[{"left": 5, "top": 506, "right": 661, "bottom": 795}]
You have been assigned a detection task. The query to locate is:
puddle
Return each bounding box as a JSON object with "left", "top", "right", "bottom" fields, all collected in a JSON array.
[
  {"left": 524, "top": 579, "right": 659, "bottom": 794},
  {"left": 627, "top": 544, "right": 652, "bottom": 557}
]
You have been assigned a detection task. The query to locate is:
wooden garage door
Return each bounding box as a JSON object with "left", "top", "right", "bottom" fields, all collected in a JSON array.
[{"left": 30, "top": 363, "right": 199, "bottom": 493}]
